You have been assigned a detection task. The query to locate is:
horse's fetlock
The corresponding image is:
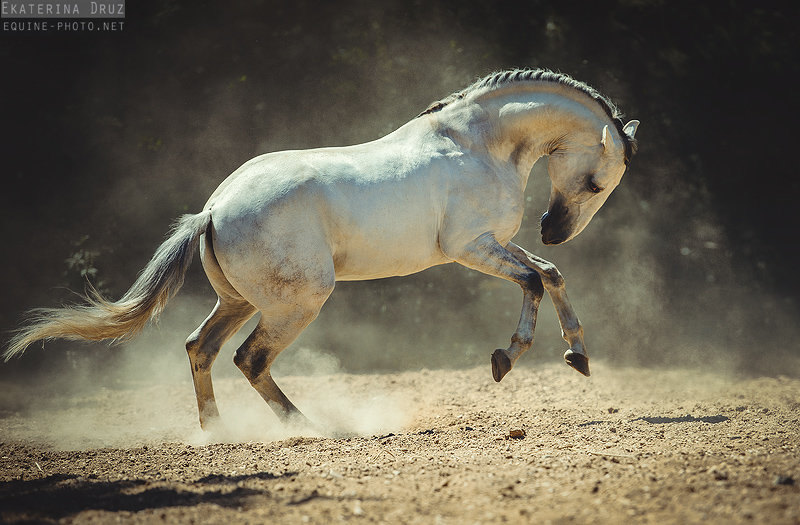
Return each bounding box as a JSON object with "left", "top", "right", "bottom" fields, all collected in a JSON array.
[
  {"left": 511, "top": 332, "right": 532, "bottom": 348},
  {"left": 562, "top": 322, "right": 584, "bottom": 342}
]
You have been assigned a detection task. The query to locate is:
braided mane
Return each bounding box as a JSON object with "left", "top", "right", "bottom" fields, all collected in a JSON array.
[{"left": 419, "top": 69, "right": 637, "bottom": 164}]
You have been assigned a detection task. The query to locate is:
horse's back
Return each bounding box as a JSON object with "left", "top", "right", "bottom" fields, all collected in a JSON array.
[{"left": 204, "top": 127, "right": 456, "bottom": 296}]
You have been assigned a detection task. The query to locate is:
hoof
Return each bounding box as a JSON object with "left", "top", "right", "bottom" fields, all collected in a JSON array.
[
  {"left": 491, "top": 349, "right": 512, "bottom": 382},
  {"left": 199, "top": 413, "right": 224, "bottom": 434},
  {"left": 564, "top": 350, "right": 590, "bottom": 377}
]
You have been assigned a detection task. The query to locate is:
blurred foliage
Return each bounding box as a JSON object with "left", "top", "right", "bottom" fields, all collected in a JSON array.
[
  {"left": 62, "top": 236, "right": 111, "bottom": 299},
  {"left": 138, "top": 136, "right": 163, "bottom": 151}
]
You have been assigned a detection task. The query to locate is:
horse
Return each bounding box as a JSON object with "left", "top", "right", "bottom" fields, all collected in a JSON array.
[{"left": 4, "top": 69, "right": 639, "bottom": 431}]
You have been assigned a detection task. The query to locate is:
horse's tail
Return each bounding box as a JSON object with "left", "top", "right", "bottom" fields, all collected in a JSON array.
[{"left": 3, "top": 211, "right": 212, "bottom": 361}]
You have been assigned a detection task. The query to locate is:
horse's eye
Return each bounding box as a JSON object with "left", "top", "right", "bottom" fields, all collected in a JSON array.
[{"left": 587, "top": 177, "right": 603, "bottom": 194}]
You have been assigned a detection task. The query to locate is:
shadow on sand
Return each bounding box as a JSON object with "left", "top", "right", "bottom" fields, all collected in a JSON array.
[
  {"left": 630, "top": 414, "right": 730, "bottom": 424},
  {"left": 0, "top": 470, "right": 295, "bottom": 523},
  {"left": 578, "top": 413, "right": 730, "bottom": 427}
]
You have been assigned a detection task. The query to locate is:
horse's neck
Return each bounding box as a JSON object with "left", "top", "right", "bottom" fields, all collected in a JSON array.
[{"left": 474, "top": 88, "right": 607, "bottom": 182}]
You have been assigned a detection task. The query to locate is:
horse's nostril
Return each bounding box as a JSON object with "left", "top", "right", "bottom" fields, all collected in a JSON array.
[{"left": 542, "top": 207, "right": 567, "bottom": 226}]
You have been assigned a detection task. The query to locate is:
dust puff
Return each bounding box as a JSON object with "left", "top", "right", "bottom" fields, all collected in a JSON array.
[{"left": 187, "top": 346, "right": 414, "bottom": 445}]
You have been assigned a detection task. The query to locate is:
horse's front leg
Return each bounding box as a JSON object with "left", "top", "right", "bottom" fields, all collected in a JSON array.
[
  {"left": 506, "top": 242, "right": 589, "bottom": 376},
  {"left": 454, "top": 234, "right": 544, "bottom": 382}
]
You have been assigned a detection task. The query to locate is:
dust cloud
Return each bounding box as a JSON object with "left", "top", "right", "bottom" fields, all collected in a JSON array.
[
  {"left": 2, "top": 4, "right": 798, "bottom": 450},
  {"left": 0, "top": 297, "right": 414, "bottom": 450}
]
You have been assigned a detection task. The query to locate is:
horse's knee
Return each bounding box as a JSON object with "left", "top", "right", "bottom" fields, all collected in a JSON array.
[
  {"left": 541, "top": 264, "right": 564, "bottom": 289},
  {"left": 523, "top": 271, "right": 545, "bottom": 298},
  {"left": 233, "top": 345, "right": 251, "bottom": 374},
  {"left": 185, "top": 335, "right": 200, "bottom": 355},
  {"left": 234, "top": 345, "right": 270, "bottom": 380},
  {"left": 186, "top": 300, "right": 253, "bottom": 373},
  {"left": 185, "top": 334, "right": 217, "bottom": 372}
]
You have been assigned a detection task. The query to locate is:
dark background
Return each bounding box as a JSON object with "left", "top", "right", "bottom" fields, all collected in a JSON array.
[{"left": 1, "top": 1, "right": 798, "bottom": 382}]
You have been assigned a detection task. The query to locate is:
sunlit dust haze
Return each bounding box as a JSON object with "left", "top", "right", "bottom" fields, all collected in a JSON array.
[{"left": 1, "top": 1, "right": 798, "bottom": 449}]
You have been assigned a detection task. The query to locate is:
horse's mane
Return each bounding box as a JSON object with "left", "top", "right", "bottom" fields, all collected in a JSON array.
[{"left": 419, "top": 69, "right": 637, "bottom": 164}]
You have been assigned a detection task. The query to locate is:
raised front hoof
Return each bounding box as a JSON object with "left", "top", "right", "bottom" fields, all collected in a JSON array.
[
  {"left": 491, "top": 349, "right": 512, "bottom": 382},
  {"left": 564, "top": 350, "right": 590, "bottom": 377}
]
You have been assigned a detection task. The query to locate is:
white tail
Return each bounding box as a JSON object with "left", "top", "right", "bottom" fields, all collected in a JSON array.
[{"left": 3, "top": 211, "right": 212, "bottom": 361}]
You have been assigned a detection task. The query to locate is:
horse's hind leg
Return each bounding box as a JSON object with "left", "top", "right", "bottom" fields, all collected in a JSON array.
[
  {"left": 186, "top": 297, "right": 256, "bottom": 430},
  {"left": 233, "top": 284, "right": 334, "bottom": 425}
]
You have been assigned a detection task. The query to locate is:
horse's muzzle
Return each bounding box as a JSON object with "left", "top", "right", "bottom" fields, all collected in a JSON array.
[{"left": 540, "top": 211, "right": 566, "bottom": 245}]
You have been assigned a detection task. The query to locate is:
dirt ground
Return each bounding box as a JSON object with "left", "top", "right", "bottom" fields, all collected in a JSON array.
[{"left": 1, "top": 361, "right": 798, "bottom": 524}]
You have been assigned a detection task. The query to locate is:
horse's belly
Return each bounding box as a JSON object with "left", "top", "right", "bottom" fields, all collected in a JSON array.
[
  {"left": 331, "top": 222, "right": 449, "bottom": 281},
  {"left": 334, "top": 254, "right": 449, "bottom": 281}
]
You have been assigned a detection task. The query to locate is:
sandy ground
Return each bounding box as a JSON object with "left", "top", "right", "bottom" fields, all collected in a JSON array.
[{"left": 1, "top": 361, "right": 798, "bottom": 524}]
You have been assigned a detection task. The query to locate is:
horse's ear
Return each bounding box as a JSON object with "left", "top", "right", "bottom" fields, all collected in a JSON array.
[
  {"left": 601, "top": 125, "right": 617, "bottom": 152},
  {"left": 623, "top": 120, "right": 639, "bottom": 140}
]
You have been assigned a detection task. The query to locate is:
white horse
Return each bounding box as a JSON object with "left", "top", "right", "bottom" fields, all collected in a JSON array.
[{"left": 5, "top": 69, "right": 639, "bottom": 430}]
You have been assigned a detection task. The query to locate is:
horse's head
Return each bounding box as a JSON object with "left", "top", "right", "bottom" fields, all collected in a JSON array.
[{"left": 541, "top": 120, "right": 639, "bottom": 245}]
